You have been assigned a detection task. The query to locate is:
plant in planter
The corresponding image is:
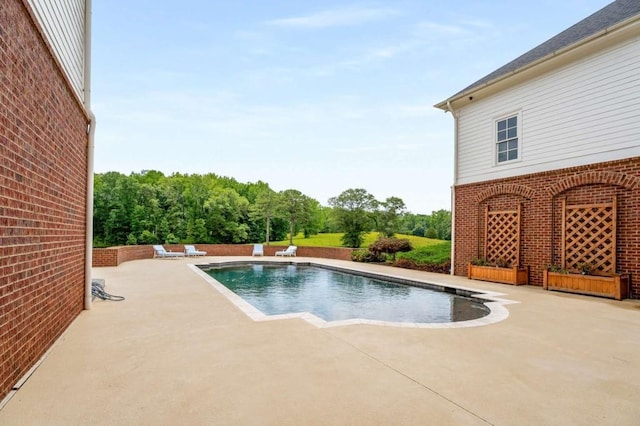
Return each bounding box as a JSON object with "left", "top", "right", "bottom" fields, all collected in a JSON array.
[
  {"left": 575, "top": 262, "right": 593, "bottom": 275},
  {"left": 470, "top": 257, "right": 489, "bottom": 266},
  {"left": 543, "top": 263, "right": 630, "bottom": 300},
  {"left": 467, "top": 257, "right": 528, "bottom": 285},
  {"left": 495, "top": 257, "right": 510, "bottom": 268},
  {"left": 547, "top": 264, "right": 569, "bottom": 274}
]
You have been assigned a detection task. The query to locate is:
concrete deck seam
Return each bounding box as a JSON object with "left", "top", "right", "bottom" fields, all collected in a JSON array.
[{"left": 323, "top": 328, "right": 495, "bottom": 425}]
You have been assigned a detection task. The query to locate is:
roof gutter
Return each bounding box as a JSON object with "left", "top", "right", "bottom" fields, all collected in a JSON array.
[
  {"left": 84, "top": 0, "right": 95, "bottom": 310},
  {"left": 435, "top": 13, "right": 640, "bottom": 109}
]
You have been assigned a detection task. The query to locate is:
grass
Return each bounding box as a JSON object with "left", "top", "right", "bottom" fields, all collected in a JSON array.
[
  {"left": 272, "top": 232, "right": 451, "bottom": 266},
  {"left": 396, "top": 241, "right": 451, "bottom": 264},
  {"left": 271, "top": 232, "right": 446, "bottom": 249}
]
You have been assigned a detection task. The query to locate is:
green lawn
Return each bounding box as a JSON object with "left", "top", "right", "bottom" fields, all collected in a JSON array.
[
  {"left": 396, "top": 242, "right": 451, "bottom": 264},
  {"left": 271, "top": 232, "right": 445, "bottom": 249}
]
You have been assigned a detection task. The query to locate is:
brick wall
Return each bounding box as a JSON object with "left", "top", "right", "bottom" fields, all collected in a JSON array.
[
  {"left": 0, "top": 1, "right": 90, "bottom": 400},
  {"left": 454, "top": 158, "right": 640, "bottom": 298},
  {"left": 93, "top": 245, "right": 354, "bottom": 267}
]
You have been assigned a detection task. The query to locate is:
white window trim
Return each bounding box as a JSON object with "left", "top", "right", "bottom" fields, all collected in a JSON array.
[{"left": 493, "top": 111, "right": 522, "bottom": 166}]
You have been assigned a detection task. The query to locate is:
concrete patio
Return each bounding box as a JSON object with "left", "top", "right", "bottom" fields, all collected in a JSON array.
[{"left": 1, "top": 257, "right": 639, "bottom": 425}]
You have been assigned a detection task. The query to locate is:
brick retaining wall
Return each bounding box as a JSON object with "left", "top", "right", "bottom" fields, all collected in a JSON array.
[{"left": 93, "top": 245, "right": 354, "bottom": 267}]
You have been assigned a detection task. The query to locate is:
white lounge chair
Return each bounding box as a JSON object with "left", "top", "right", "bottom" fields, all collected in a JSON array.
[
  {"left": 275, "top": 245, "right": 297, "bottom": 257},
  {"left": 153, "top": 245, "right": 185, "bottom": 259},
  {"left": 184, "top": 245, "right": 207, "bottom": 256},
  {"left": 252, "top": 244, "right": 264, "bottom": 256}
]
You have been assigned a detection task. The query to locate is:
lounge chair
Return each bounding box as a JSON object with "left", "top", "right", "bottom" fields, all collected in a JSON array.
[
  {"left": 252, "top": 244, "right": 264, "bottom": 256},
  {"left": 184, "top": 245, "right": 207, "bottom": 256},
  {"left": 153, "top": 245, "right": 185, "bottom": 259},
  {"left": 275, "top": 245, "right": 297, "bottom": 257}
]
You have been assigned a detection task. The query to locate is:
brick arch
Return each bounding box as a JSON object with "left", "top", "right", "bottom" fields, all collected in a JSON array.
[
  {"left": 548, "top": 171, "right": 640, "bottom": 196},
  {"left": 475, "top": 183, "right": 535, "bottom": 203}
]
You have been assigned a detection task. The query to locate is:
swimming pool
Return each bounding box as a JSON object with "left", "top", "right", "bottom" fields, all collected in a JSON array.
[{"left": 199, "top": 262, "right": 494, "bottom": 326}]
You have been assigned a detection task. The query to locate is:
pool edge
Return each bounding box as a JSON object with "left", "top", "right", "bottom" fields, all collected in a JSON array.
[{"left": 187, "top": 260, "right": 518, "bottom": 329}]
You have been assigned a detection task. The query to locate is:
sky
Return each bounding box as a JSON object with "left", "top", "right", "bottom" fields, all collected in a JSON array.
[{"left": 91, "top": 0, "right": 612, "bottom": 214}]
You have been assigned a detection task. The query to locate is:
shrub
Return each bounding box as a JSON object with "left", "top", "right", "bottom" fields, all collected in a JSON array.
[
  {"left": 353, "top": 240, "right": 451, "bottom": 273},
  {"left": 369, "top": 237, "right": 413, "bottom": 261},
  {"left": 351, "top": 248, "right": 384, "bottom": 263},
  {"left": 92, "top": 237, "right": 108, "bottom": 248},
  {"left": 351, "top": 248, "right": 368, "bottom": 262},
  {"left": 393, "top": 258, "right": 451, "bottom": 274},
  {"left": 411, "top": 225, "right": 426, "bottom": 237},
  {"left": 397, "top": 242, "right": 451, "bottom": 265},
  {"left": 138, "top": 230, "right": 156, "bottom": 244},
  {"left": 342, "top": 230, "right": 366, "bottom": 249},
  {"left": 125, "top": 233, "right": 138, "bottom": 245},
  {"left": 424, "top": 227, "right": 437, "bottom": 239},
  {"left": 165, "top": 233, "right": 180, "bottom": 244}
]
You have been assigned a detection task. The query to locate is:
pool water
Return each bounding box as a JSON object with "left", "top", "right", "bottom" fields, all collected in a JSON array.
[{"left": 206, "top": 264, "right": 490, "bottom": 324}]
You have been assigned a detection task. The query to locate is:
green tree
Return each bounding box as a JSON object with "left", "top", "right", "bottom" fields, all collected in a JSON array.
[
  {"left": 399, "top": 211, "right": 451, "bottom": 240},
  {"left": 92, "top": 170, "right": 333, "bottom": 247},
  {"left": 430, "top": 209, "right": 452, "bottom": 240},
  {"left": 319, "top": 206, "right": 340, "bottom": 233},
  {"left": 159, "top": 174, "right": 188, "bottom": 241},
  {"left": 186, "top": 218, "right": 208, "bottom": 243},
  {"left": 204, "top": 188, "right": 250, "bottom": 243},
  {"left": 92, "top": 173, "right": 110, "bottom": 246},
  {"left": 250, "top": 188, "right": 279, "bottom": 245},
  {"left": 377, "top": 196, "right": 406, "bottom": 238},
  {"left": 425, "top": 227, "right": 438, "bottom": 238},
  {"left": 302, "top": 198, "right": 323, "bottom": 238},
  {"left": 98, "top": 172, "right": 139, "bottom": 246},
  {"left": 328, "top": 188, "right": 377, "bottom": 248},
  {"left": 130, "top": 181, "right": 164, "bottom": 241},
  {"left": 279, "top": 189, "right": 312, "bottom": 245},
  {"left": 138, "top": 230, "right": 157, "bottom": 244},
  {"left": 126, "top": 233, "right": 138, "bottom": 245}
]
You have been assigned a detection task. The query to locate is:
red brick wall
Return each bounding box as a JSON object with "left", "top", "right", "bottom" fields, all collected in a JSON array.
[
  {"left": 92, "top": 245, "right": 354, "bottom": 267},
  {"left": 0, "top": 1, "right": 89, "bottom": 399},
  {"left": 454, "top": 158, "right": 640, "bottom": 298}
]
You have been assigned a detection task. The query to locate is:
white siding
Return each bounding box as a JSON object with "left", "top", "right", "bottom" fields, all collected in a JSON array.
[
  {"left": 27, "top": 0, "right": 86, "bottom": 102},
  {"left": 456, "top": 35, "right": 640, "bottom": 185}
]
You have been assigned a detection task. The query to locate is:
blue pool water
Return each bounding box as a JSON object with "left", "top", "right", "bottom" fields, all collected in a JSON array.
[{"left": 205, "top": 264, "right": 489, "bottom": 323}]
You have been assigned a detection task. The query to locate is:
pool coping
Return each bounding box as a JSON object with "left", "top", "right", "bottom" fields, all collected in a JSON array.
[{"left": 188, "top": 260, "right": 519, "bottom": 329}]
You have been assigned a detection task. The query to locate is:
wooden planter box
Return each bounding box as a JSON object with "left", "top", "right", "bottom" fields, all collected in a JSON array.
[
  {"left": 543, "top": 270, "right": 630, "bottom": 300},
  {"left": 467, "top": 263, "right": 529, "bottom": 286}
]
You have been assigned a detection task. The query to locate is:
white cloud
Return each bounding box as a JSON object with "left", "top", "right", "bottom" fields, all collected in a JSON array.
[
  {"left": 412, "top": 19, "right": 499, "bottom": 46},
  {"left": 266, "top": 6, "right": 399, "bottom": 29},
  {"left": 414, "top": 21, "right": 469, "bottom": 36},
  {"left": 305, "top": 18, "right": 498, "bottom": 77}
]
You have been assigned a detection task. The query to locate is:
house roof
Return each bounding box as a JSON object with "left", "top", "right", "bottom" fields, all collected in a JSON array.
[{"left": 437, "top": 0, "right": 640, "bottom": 108}]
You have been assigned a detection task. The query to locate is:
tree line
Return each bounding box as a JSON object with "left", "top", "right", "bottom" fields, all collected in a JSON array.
[{"left": 93, "top": 170, "right": 451, "bottom": 248}]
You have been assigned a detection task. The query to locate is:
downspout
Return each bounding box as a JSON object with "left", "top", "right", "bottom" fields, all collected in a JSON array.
[
  {"left": 84, "top": 0, "right": 95, "bottom": 310},
  {"left": 446, "top": 101, "right": 458, "bottom": 275},
  {"left": 450, "top": 185, "right": 455, "bottom": 275}
]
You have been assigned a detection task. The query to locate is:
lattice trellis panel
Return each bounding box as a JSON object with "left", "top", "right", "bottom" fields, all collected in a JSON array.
[
  {"left": 562, "top": 196, "right": 617, "bottom": 274},
  {"left": 484, "top": 205, "right": 521, "bottom": 267}
]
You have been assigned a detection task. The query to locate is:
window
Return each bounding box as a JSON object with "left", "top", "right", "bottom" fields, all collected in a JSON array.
[{"left": 496, "top": 115, "right": 519, "bottom": 163}]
